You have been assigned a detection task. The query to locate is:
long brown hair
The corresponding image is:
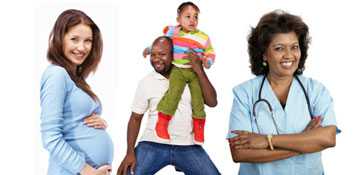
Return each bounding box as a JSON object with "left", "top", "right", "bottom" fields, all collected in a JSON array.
[{"left": 47, "top": 9, "right": 102, "bottom": 101}]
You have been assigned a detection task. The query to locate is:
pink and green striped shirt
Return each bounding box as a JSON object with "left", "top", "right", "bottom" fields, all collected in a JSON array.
[{"left": 163, "top": 25, "right": 216, "bottom": 68}]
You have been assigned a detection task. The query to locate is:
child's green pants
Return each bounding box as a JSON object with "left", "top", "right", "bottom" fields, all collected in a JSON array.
[{"left": 157, "top": 66, "right": 206, "bottom": 119}]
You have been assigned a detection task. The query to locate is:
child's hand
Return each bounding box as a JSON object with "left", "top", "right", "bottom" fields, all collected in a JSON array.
[
  {"left": 203, "top": 60, "right": 210, "bottom": 69},
  {"left": 83, "top": 113, "right": 108, "bottom": 129},
  {"left": 143, "top": 48, "right": 149, "bottom": 58}
]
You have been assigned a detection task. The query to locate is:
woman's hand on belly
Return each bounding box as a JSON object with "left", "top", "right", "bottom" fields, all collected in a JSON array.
[
  {"left": 84, "top": 113, "right": 108, "bottom": 129},
  {"left": 80, "top": 163, "right": 112, "bottom": 175},
  {"left": 98, "top": 164, "right": 112, "bottom": 175}
]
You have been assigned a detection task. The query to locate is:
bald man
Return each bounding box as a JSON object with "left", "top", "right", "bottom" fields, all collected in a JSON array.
[{"left": 117, "top": 36, "right": 220, "bottom": 175}]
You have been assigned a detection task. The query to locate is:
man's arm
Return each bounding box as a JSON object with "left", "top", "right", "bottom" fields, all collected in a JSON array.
[
  {"left": 117, "top": 112, "right": 144, "bottom": 175},
  {"left": 184, "top": 49, "right": 217, "bottom": 107}
]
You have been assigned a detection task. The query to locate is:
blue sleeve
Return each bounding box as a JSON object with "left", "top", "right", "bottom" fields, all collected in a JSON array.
[
  {"left": 311, "top": 80, "right": 341, "bottom": 134},
  {"left": 226, "top": 86, "right": 253, "bottom": 139},
  {"left": 206, "top": 58, "right": 214, "bottom": 69},
  {"left": 40, "top": 66, "right": 85, "bottom": 173},
  {"left": 163, "top": 25, "right": 175, "bottom": 37},
  {"left": 146, "top": 45, "right": 151, "bottom": 52}
]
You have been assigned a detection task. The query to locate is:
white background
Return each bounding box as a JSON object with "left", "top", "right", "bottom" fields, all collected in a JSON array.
[{"left": 0, "top": 0, "right": 354, "bottom": 174}]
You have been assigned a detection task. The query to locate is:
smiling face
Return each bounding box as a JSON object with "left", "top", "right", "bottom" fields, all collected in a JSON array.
[
  {"left": 63, "top": 23, "right": 93, "bottom": 68},
  {"left": 176, "top": 5, "right": 199, "bottom": 33},
  {"left": 264, "top": 31, "right": 301, "bottom": 79},
  {"left": 150, "top": 38, "right": 173, "bottom": 78}
]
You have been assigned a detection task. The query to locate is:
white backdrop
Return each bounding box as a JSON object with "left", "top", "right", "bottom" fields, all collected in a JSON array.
[{"left": 0, "top": 0, "right": 354, "bottom": 174}]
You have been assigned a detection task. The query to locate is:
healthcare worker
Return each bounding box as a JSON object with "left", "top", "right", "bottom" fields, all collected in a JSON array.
[{"left": 227, "top": 10, "right": 341, "bottom": 175}]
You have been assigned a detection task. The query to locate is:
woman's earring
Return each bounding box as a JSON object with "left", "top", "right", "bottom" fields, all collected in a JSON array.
[{"left": 263, "top": 61, "right": 267, "bottom": 67}]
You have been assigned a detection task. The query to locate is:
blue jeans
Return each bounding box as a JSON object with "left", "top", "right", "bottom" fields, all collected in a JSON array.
[{"left": 127, "top": 141, "right": 220, "bottom": 175}]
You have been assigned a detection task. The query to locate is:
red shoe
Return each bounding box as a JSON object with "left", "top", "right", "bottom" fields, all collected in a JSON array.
[
  {"left": 193, "top": 118, "right": 205, "bottom": 145},
  {"left": 155, "top": 112, "right": 172, "bottom": 142}
]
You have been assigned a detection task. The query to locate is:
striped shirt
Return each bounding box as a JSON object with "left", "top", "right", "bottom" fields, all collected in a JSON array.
[{"left": 163, "top": 24, "right": 216, "bottom": 68}]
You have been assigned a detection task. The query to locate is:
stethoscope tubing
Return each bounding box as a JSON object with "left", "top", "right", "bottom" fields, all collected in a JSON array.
[{"left": 252, "top": 74, "right": 313, "bottom": 135}]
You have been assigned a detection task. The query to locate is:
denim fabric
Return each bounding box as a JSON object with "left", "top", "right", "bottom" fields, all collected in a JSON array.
[
  {"left": 157, "top": 66, "right": 206, "bottom": 119},
  {"left": 127, "top": 141, "right": 220, "bottom": 175}
]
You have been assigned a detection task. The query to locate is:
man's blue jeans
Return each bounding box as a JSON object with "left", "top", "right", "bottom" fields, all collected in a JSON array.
[{"left": 127, "top": 141, "right": 221, "bottom": 175}]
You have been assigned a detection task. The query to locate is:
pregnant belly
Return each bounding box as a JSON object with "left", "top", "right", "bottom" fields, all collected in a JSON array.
[{"left": 66, "top": 127, "right": 114, "bottom": 168}]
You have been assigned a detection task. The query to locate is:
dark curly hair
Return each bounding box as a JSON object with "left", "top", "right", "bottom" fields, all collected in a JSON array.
[{"left": 248, "top": 10, "right": 311, "bottom": 75}]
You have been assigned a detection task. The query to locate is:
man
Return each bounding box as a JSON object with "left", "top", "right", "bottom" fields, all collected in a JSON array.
[{"left": 116, "top": 36, "right": 220, "bottom": 175}]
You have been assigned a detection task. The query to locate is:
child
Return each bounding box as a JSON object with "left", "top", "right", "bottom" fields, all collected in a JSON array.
[{"left": 143, "top": 1, "right": 215, "bottom": 145}]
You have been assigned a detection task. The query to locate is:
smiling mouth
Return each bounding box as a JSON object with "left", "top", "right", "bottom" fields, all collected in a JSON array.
[
  {"left": 154, "top": 62, "right": 164, "bottom": 69},
  {"left": 73, "top": 52, "right": 86, "bottom": 57},
  {"left": 281, "top": 62, "right": 292, "bottom": 66},
  {"left": 280, "top": 61, "right": 294, "bottom": 69}
]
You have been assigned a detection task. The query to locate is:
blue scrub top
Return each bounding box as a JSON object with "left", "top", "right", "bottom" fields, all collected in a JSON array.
[{"left": 227, "top": 75, "right": 341, "bottom": 175}]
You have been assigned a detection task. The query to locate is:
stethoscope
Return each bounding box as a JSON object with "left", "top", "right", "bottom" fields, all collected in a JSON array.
[{"left": 252, "top": 74, "right": 313, "bottom": 135}]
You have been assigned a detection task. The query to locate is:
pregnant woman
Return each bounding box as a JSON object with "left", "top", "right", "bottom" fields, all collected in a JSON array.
[{"left": 40, "top": 9, "right": 113, "bottom": 175}]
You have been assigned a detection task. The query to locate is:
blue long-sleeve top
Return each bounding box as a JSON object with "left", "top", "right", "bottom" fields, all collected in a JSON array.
[{"left": 40, "top": 64, "right": 113, "bottom": 175}]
